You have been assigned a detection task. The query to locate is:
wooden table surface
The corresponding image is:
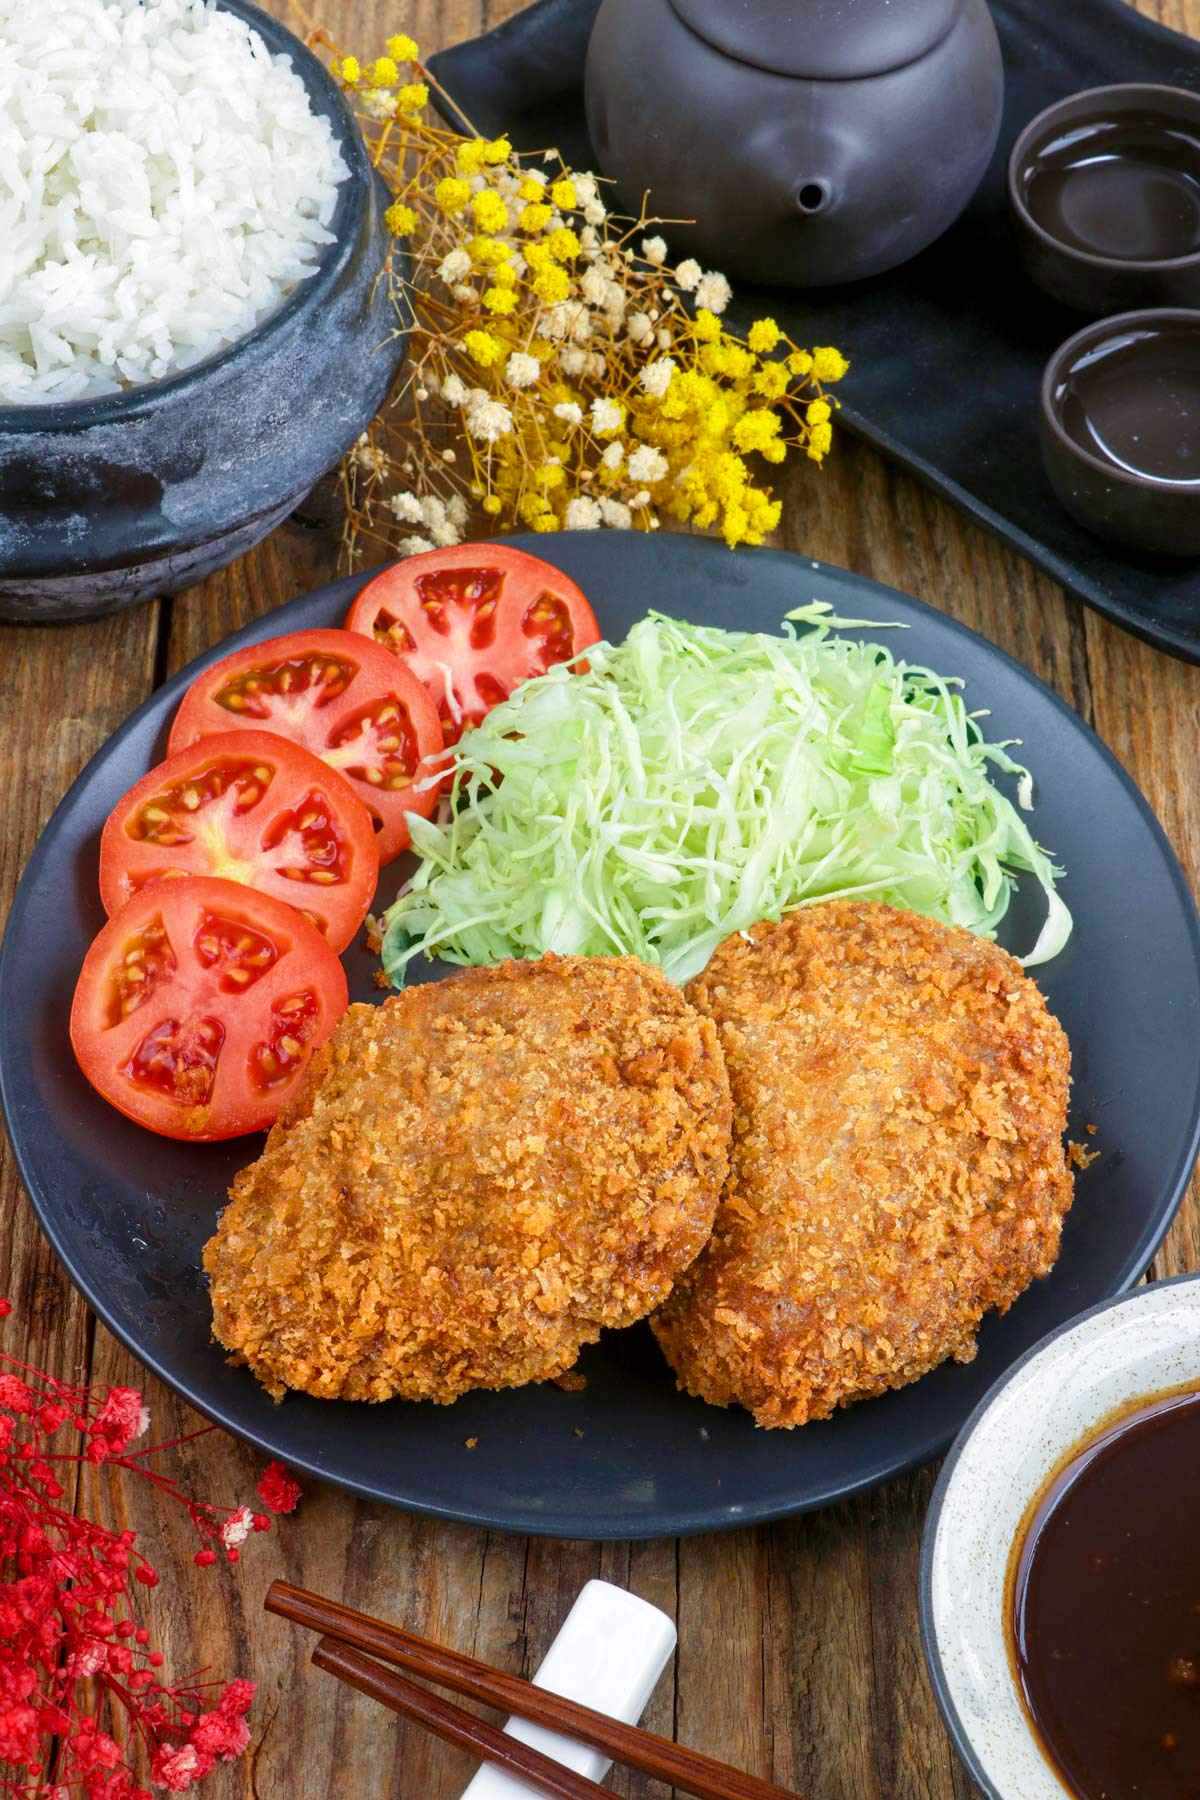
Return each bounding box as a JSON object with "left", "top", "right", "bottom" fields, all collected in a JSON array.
[{"left": 4, "top": 2, "right": 1200, "bottom": 1795}]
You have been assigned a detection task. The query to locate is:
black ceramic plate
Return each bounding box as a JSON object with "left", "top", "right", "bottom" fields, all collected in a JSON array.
[
  {"left": 430, "top": 0, "right": 1200, "bottom": 664},
  {"left": 2, "top": 533, "right": 1198, "bottom": 1539}
]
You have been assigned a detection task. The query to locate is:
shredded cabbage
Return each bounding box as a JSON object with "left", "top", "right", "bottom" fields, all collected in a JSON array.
[{"left": 381, "top": 604, "right": 1071, "bottom": 987}]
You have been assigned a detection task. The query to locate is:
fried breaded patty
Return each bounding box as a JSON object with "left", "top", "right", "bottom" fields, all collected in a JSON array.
[
  {"left": 651, "top": 902, "right": 1072, "bottom": 1428},
  {"left": 204, "top": 953, "right": 731, "bottom": 1403}
]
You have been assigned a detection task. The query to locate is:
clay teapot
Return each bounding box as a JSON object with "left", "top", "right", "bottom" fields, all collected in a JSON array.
[{"left": 584, "top": 0, "right": 1004, "bottom": 287}]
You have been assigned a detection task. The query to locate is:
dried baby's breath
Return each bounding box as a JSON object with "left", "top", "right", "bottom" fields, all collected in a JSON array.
[{"left": 312, "top": 32, "right": 849, "bottom": 561}]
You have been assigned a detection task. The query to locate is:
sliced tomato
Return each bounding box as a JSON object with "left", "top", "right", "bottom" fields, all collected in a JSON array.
[
  {"left": 167, "top": 629, "right": 444, "bottom": 863},
  {"left": 99, "top": 731, "right": 378, "bottom": 953},
  {"left": 343, "top": 544, "right": 601, "bottom": 744},
  {"left": 70, "top": 877, "right": 348, "bottom": 1141}
]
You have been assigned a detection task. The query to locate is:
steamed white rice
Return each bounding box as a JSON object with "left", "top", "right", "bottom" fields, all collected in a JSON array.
[{"left": 0, "top": 0, "right": 350, "bottom": 404}]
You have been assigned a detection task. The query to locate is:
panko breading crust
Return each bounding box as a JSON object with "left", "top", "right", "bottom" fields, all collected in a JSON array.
[
  {"left": 652, "top": 902, "right": 1073, "bottom": 1428},
  {"left": 204, "top": 953, "right": 731, "bottom": 1403}
]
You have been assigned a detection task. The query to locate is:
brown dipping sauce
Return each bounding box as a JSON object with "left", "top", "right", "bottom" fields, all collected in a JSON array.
[
  {"left": 1008, "top": 1384, "right": 1200, "bottom": 1800},
  {"left": 1024, "top": 114, "right": 1200, "bottom": 262}
]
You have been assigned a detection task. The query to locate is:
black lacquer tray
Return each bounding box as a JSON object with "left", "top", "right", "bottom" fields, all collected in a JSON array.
[{"left": 430, "top": 0, "right": 1200, "bottom": 664}]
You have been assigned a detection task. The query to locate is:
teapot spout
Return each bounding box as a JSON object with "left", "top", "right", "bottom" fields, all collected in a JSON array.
[{"left": 796, "top": 179, "right": 833, "bottom": 216}]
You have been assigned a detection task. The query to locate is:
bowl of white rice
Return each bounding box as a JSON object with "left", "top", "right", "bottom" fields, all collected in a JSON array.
[{"left": 0, "top": 0, "right": 407, "bottom": 622}]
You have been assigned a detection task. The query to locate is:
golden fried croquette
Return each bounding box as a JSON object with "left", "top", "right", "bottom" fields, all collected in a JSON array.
[
  {"left": 204, "top": 953, "right": 731, "bottom": 1403},
  {"left": 651, "top": 901, "right": 1072, "bottom": 1428}
]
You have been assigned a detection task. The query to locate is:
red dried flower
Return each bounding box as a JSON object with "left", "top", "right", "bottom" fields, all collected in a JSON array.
[
  {"left": 0, "top": 1704, "right": 40, "bottom": 1764},
  {"left": 91, "top": 1388, "right": 151, "bottom": 1456},
  {"left": 0, "top": 1298, "right": 280, "bottom": 1794},
  {"left": 0, "top": 1376, "right": 34, "bottom": 1414},
  {"left": 255, "top": 1461, "right": 302, "bottom": 1515},
  {"left": 149, "top": 1744, "right": 214, "bottom": 1793}
]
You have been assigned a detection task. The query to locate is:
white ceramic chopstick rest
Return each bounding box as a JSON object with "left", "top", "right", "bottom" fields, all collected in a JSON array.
[{"left": 459, "top": 1578, "right": 677, "bottom": 1798}]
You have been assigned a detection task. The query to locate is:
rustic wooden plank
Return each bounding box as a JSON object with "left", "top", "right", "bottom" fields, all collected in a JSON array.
[{"left": 0, "top": 603, "right": 160, "bottom": 1384}]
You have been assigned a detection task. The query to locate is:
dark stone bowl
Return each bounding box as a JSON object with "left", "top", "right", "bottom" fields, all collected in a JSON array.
[{"left": 0, "top": 0, "right": 406, "bottom": 625}]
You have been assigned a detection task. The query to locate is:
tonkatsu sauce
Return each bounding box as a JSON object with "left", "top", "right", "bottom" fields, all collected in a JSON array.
[{"left": 1008, "top": 1385, "right": 1200, "bottom": 1800}]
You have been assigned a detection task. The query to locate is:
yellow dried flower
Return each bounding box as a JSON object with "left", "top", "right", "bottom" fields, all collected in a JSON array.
[
  {"left": 483, "top": 287, "right": 517, "bottom": 315},
  {"left": 732, "top": 410, "right": 782, "bottom": 453},
  {"left": 752, "top": 362, "right": 790, "bottom": 399},
  {"left": 463, "top": 330, "right": 505, "bottom": 367},
  {"left": 806, "top": 398, "right": 832, "bottom": 425},
  {"left": 531, "top": 514, "right": 558, "bottom": 532},
  {"left": 520, "top": 202, "right": 553, "bottom": 234},
  {"left": 524, "top": 242, "right": 553, "bottom": 272},
  {"left": 536, "top": 462, "right": 566, "bottom": 490},
  {"left": 385, "top": 34, "right": 418, "bottom": 61},
  {"left": 546, "top": 227, "right": 581, "bottom": 262},
  {"left": 481, "top": 495, "right": 503, "bottom": 515},
  {"left": 384, "top": 202, "right": 417, "bottom": 236},
  {"left": 692, "top": 308, "right": 721, "bottom": 344},
  {"left": 483, "top": 137, "right": 512, "bottom": 164},
  {"left": 434, "top": 177, "right": 471, "bottom": 215},
  {"left": 519, "top": 491, "right": 553, "bottom": 523},
  {"left": 807, "top": 420, "right": 834, "bottom": 458},
  {"left": 532, "top": 266, "right": 570, "bottom": 304},
  {"left": 492, "top": 262, "right": 518, "bottom": 289},
  {"left": 550, "top": 179, "right": 577, "bottom": 209},
  {"left": 747, "top": 318, "right": 781, "bottom": 353},
  {"left": 456, "top": 140, "right": 488, "bottom": 174},
  {"left": 518, "top": 175, "right": 546, "bottom": 202},
  {"left": 470, "top": 236, "right": 512, "bottom": 266},
  {"left": 397, "top": 83, "right": 428, "bottom": 113},
  {"left": 367, "top": 56, "right": 397, "bottom": 87},
  {"left": 788, "top": 350, "right": 814, "bottom": 377},
  {"left": 812, "top": 347, "right": 850, "bottom": 382},
  {"left": 472, "top": 190, "right": 509, "bottom": 233},
  {"left": 338, "top": 55, "right": 361, "bottom": 85},
  {"left": 701, "top": 341, "right": 753, "bottom": 380}
]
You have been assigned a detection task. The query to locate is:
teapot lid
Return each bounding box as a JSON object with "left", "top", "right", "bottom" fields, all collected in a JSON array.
[{"left": 669, "top": 0, "right": 964, "bottom": 81}]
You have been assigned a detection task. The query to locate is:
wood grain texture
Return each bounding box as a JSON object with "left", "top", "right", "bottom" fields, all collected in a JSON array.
[{"left": 1, "top": 1, "right": 1198, "bottom": 1796}]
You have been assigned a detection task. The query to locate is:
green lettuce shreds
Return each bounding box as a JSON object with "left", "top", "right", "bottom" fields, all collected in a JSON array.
[{"left": 381, "top": 604, "right": 1071, "bottom": 988}]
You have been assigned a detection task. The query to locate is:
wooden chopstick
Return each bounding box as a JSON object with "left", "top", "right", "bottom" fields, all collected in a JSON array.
[
  {"left": 312, "top": 1635, "right": 610, "bottom": 1800},
  {"left": 266, "top": 1579, "right": 803, "bottom": 1800}
]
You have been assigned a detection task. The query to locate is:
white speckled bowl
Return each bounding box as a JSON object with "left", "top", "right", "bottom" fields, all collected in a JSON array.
[{"left": 919, "top": 1274, "right": 1200, "bottom": 1800}]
